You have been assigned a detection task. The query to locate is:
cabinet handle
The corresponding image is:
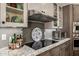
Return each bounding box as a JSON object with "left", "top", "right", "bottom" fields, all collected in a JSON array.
[{"left": 2, "top": 21, "right": 5, "bottom": 24}]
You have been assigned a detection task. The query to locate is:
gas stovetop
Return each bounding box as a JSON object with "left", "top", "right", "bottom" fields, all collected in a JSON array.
[{"left": 24, "top": 40, "right": 58, "bottom": 50}]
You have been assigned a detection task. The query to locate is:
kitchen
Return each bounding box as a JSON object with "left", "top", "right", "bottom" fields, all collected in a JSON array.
[{"left": 0, "top": 3, "right": 78, "bottom": 56}]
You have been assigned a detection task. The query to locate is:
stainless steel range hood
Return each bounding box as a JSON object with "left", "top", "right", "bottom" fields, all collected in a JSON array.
[{"left": 28, "top": 10, "right": 57, "bottom": 22}]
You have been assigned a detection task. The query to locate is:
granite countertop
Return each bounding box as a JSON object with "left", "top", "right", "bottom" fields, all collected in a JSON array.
[{"left": 0, "top": 38, "right": 70, "bottom": 56}]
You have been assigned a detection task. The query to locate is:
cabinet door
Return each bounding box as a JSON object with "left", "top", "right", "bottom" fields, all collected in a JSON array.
[
  {"left": 73, "top": 50, "right": 79, "bottom": 56},
  {"left": 73, "top": 5, "right": 79, "bottom": 22},
  {"left": 65, "top": 41, "right": 70, "bottom": 56},
  {"left": 60, "top": 42, "right": 67, "bottom": 56},
  {"left": 50, "top": 46, "right": 60, "bottom": 56},
  {"left": 60, "top": 41, "right": 70, "bottom": 56},
  {"left": 38, "top": 50, "right": 51, "bottom": 56},
  {"left": 0, "top": 3, "right": 28, "bottom": 27},
  {"left": 65, "top": 45, "right": 70, "bottom": 56},
  {"left": 60, "top": 47, "right": 66, "bottom": 56}
]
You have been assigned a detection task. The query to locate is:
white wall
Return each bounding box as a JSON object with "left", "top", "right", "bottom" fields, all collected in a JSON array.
[{"left": 0, "top": 28, "right": 22, "bottom": 48}]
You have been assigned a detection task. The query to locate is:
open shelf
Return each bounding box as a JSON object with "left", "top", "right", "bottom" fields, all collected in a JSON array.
[
  {"left": 6, "top": 5, "right": 24, "bottom": 23},
  {"left": 6, "top": 6, "right": 23, "bottom": 14}
]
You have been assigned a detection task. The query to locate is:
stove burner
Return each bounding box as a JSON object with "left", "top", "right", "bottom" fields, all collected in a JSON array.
[{"left": 25, "top": 40, "right": 58, "bottom": 50}]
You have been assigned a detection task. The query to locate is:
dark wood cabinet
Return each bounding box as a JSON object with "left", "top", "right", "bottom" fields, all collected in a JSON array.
[
  {"left": 65, "top": 45, "right": 70, "bottom": 56},
  {"left": 63, "top": 5, "right": 73, "bottom": 56},
  {"left": 73, "top": 50, "right": 79, "bottom": 56},
  {"left": 50, "top": 46, "right": 60, "bottom": 56},
  {"left": 73, "top": 5, "right": 79, "bottom": 22},
  {"left": 38, "top": 40, "right": 70, "bottom": 56},
  {"left": 63, "top": 5, "right": 70, "bottom": 37},
  {"left": 60, "top": 45, "right": 67, "bottom": 56},
  {"left": 60, "top": 41, "right": 70, "bottom": 56},
  {"left": 38, "top": 50, "right": 51, "bottom": 56},
  {"left": 72, "top": 5, "right": 79, "bottom": 56}
]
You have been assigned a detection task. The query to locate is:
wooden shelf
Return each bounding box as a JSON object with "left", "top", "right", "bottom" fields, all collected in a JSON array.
[{"left": 6, "top": 6, "right": 23, "bottom": 14}]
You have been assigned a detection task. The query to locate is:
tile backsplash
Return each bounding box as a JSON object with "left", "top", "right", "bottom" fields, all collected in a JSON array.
[
  {"left": 23, "top": 22, "right": 44, "bottom": 43},
  {"left": 0, "top": 28, "right": 22, "bottom": 48},
  {"left": 0, "top": 22, "right": 56, "bottom": 48},
  {"left": 44, "top": 29, "right": 56, "bottom": 40}
]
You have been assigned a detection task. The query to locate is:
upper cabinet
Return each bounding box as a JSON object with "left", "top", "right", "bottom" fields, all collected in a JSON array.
[
  {"left": 73, "top": 5, "right": 79, "bottom": 22},
  {"left": 0, "top": 3, "right": 28, "bottom": 27}
]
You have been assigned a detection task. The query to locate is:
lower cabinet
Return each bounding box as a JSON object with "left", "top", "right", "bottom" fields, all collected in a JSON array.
[
  {"left": 73, "top": 50, "right": 79, "bottom": 56},
  {"left": 50, "top": 46, "right": 60, "bottom": 56},
  {"left": 38, "top": 40, "right": 70, "bottom": 56},
  {"left": 38, "top": 50, "right": 51, "bottom": 56},
  {"left": 60, "top": 41, "right": 70, "bottom": 56}
]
